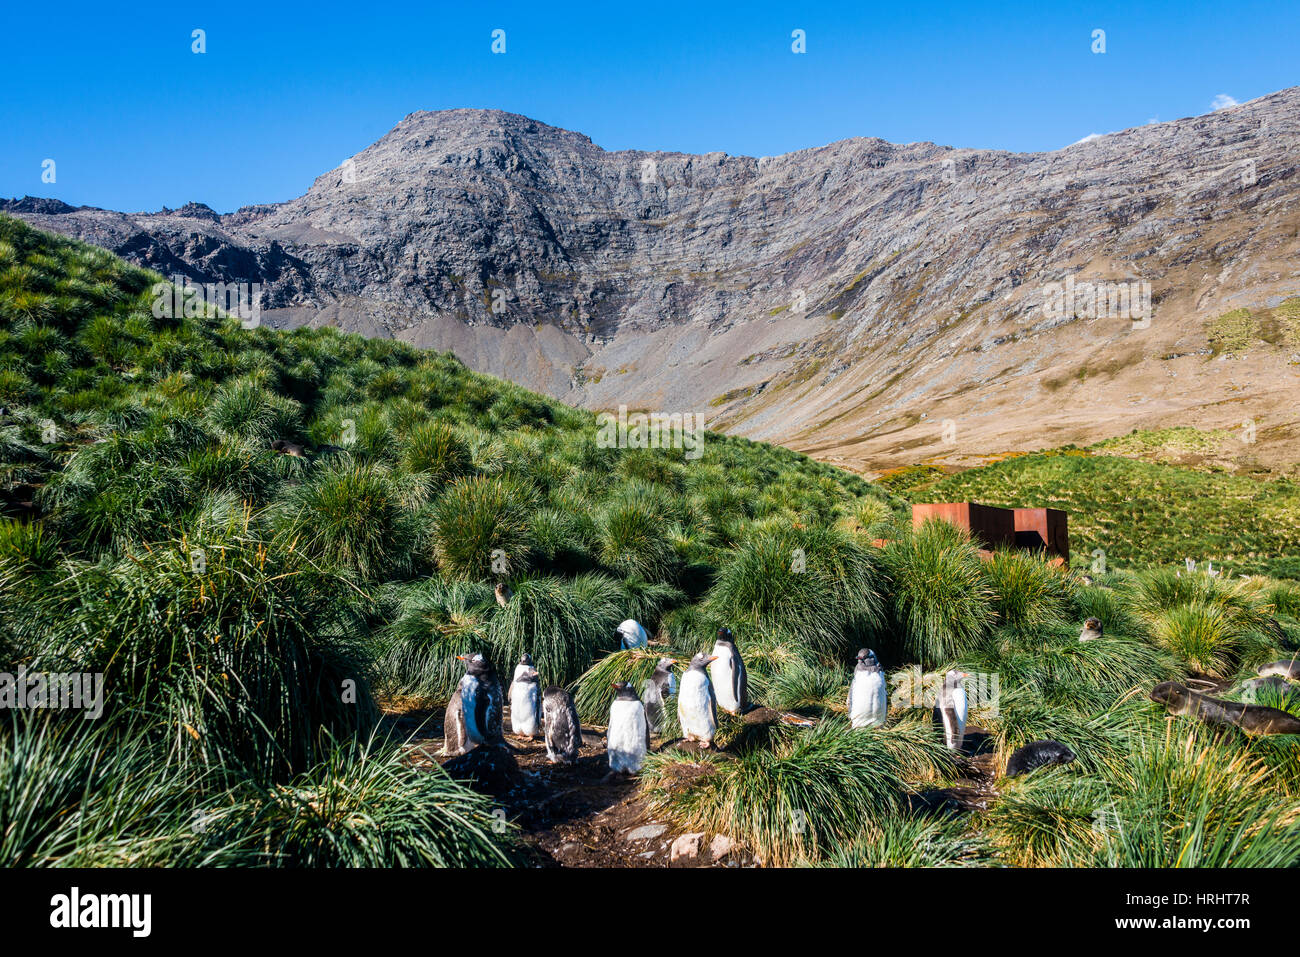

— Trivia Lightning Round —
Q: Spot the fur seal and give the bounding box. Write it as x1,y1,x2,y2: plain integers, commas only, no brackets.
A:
1005,739,1076,777
269,438,307,457
1150,681,1300,735
1258,659,1300,681
1079,617,1103,641
494,581,513,607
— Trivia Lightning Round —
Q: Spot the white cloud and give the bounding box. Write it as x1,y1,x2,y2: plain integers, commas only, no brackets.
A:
1211,93,1239,111
1071,132,1106,145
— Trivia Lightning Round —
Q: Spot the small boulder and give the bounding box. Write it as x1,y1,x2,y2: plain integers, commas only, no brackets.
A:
670,831,706,863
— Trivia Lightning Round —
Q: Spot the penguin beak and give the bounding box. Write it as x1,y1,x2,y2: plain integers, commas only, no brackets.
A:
456,655,468,661
706,656,718,664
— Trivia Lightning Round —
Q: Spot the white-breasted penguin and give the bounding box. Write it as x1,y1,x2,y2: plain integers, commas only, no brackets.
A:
607,681,651,774
617,619,649,650
1079,617,1103,641
678,652,719,747
641,656,677,733
443,652,504,755
508,653,542,739
933,670,970,751
847,648,888,729
542,686,583,764
709,627,748,715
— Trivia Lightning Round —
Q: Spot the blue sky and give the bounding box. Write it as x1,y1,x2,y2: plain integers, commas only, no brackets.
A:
2,0,1294,213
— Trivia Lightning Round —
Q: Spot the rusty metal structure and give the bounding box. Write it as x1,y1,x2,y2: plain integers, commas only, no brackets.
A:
911,502,1069,565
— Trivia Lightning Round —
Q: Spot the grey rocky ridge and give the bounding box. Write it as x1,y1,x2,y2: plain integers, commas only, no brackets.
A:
8,87,1300,473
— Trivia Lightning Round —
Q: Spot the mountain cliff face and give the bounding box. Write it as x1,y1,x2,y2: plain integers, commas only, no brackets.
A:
9,88,1300,473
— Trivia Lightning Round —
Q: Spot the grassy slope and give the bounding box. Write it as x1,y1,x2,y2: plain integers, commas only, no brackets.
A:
883,450,1300,579
3,214,1298,869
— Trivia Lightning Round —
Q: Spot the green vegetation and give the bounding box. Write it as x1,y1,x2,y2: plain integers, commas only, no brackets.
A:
897,450,1300,579
3,214,1298,869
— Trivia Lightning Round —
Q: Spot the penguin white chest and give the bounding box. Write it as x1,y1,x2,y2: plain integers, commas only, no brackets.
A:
942,687,968,749
460,675,483,744
709,644,744,713
510,681,540,736
607,699,648,772
678,671,715,740
849,670,887,728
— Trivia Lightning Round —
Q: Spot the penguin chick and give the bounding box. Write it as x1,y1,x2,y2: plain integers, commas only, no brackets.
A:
933,670,970,751
617,619,649,650
847,648,887,729
709,627,748,715
1079,617,1103,641
678,652,719,747
508,653,542,739
607,681,650,774
542,686,582,764
641,656,677,733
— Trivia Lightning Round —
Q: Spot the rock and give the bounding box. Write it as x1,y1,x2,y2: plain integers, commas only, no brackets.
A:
12,91,1300,474
625,824,667,842
709,834,735,860
441,744,522,796
669,832,706,863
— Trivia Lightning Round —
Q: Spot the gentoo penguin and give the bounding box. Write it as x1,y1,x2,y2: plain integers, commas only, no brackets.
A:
542,686,583,764
847,648,888,729
1079,617,1103,641
678,652,718,747
495,581,513,607
933,670,970,751
1150,681,1300,735
607,681,651,774
641,656,677,733
269,438,306,457
709,627,748,715
1258,659,1300,681
617,619,649,650
508,653,542,739
443,652,504,755
1005,740,1076,777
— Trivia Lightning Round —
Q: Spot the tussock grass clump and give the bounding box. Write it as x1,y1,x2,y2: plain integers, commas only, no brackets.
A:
276,462,415,581
20,539,376,780
206,734,519,867
488,573,624,687
812,811,989,868
0,714,214,867
642,721,953,866
984,548,1072,633
402,421,471,485
375,578,495,703
595,496,678,582
431,474,535,579
706,523,884,658
882,520,995,666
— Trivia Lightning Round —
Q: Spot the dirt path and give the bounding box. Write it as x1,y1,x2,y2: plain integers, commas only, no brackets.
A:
386,705,999,867
385,704,745,867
